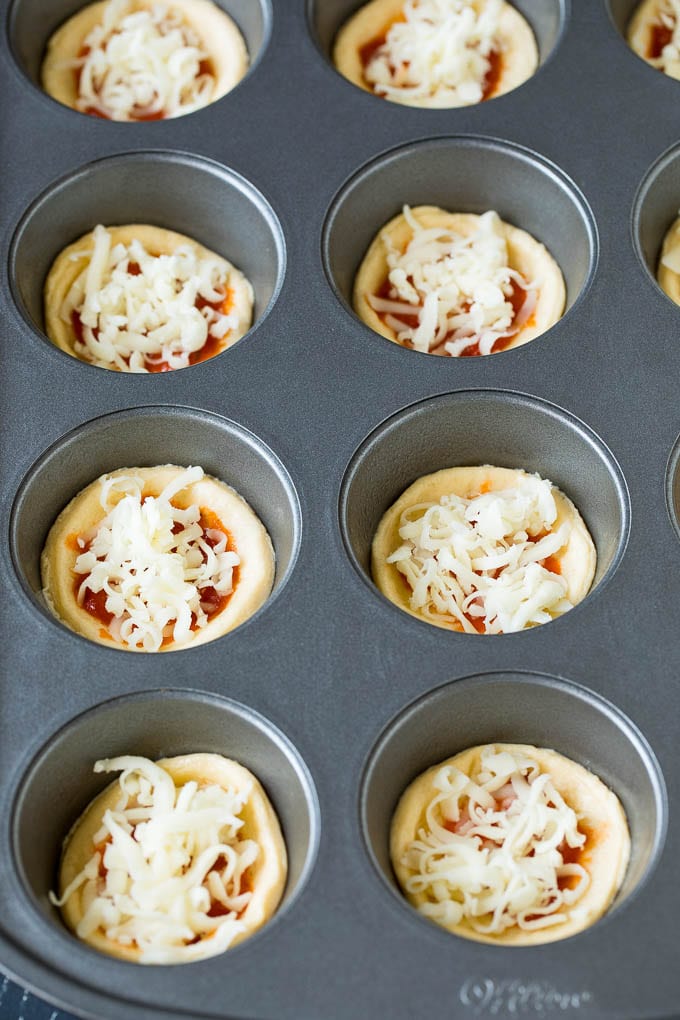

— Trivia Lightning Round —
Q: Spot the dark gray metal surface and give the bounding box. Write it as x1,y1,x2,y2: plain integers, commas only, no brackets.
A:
1,0,679,1017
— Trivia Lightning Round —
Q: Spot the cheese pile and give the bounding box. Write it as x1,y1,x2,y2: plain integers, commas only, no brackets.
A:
400,747,589,934
368,207,535,356
61,225,242,372
387,472,572,632
648,0,680,76
363,0,503,106
74,0,214,120
74,466,239,650
50,756,258,963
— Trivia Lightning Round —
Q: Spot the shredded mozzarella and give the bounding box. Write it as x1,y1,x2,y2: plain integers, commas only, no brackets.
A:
73,0,215,120
401,747,589,935
61,225,246,372
368,207,535,356
74,466,239,651
50,756,258,963
646,0,680,76
387,472,572,633
363,0,503,107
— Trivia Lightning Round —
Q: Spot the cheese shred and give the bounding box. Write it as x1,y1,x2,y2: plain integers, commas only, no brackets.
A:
368,206,535,356
74,466,239,651
73,0,215,120
363,0,504,107
387,472,572,633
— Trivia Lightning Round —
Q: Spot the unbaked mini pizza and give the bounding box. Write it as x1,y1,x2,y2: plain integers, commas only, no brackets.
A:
41,0,247,120
333,0,538,108
50,753,287,962
372,466,595,633
627,0,680,79
353,206,565,356
41,465,274,651
390,743,630,944
44,224,253,372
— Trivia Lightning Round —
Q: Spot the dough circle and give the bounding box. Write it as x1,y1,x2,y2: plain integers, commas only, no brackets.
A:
333,0,538,107
627,0,680,79
56,752,287,962
353,206,566,354
390,742,631,945
41,465,275,651
41,0,248,116
43,224,253,369
657,215,680,303
371,465,596,631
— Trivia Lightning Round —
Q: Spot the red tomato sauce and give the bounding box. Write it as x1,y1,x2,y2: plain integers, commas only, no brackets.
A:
649,21,673,59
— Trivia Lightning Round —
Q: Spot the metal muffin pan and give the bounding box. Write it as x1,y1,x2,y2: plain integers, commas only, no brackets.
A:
1,0,680,1017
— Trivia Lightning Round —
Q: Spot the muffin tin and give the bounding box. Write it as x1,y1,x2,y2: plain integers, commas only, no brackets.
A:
0,0,679,1017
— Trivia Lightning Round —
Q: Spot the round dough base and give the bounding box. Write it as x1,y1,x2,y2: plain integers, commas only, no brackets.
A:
333,0,538,107
371,466,596,631
353,207,566,354
390,742,631,945
41,0,248,115
41,465,275,651
657,215,680,302
57,753,287,962
43,224,253,369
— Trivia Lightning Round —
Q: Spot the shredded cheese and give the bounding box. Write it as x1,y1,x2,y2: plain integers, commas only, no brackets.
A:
400,747,589,935
61,225,247,372
74,466,239,650
73,0,215,120
387,471,572,633
368,207,535,356
646,0,680,76
50,756,258,963
363,0,504,106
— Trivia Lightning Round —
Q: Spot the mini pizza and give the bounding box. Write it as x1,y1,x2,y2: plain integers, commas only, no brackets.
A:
390,743,630,945
44,224,253,372
353,206,565,356
333,0,538,108
656,214,680,302
372,466,596,633
41,0,248,120
41,465,274,651
50,753,287,963
627,0,680,79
